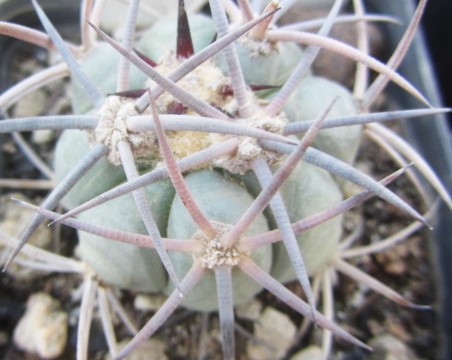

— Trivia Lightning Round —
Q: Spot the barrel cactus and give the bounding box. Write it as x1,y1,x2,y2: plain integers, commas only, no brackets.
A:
0,0,450,359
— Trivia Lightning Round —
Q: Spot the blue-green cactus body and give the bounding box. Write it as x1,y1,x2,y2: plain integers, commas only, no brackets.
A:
54,130,126,209
70,43,148,115
71,14,215,115
242,162,343,283
55,129,173,292
214,38,304,96
283,76,361,164
166,169,271,311
77,179,174,292
271,162,343,282
137,13,216,61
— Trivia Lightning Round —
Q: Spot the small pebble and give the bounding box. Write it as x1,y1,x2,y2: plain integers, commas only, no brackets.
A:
235,299,262,321
247,307,297,360
134,293,166,312
0,331,9,347
12,90,47,117
106,338,168,360
32,129,55,145
368,334,418,360
13,292,68,359
290,345,323,360
100,0,167,33
0,193,53,281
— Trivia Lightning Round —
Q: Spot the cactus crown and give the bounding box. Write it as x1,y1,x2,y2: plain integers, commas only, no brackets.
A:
0,0,450,359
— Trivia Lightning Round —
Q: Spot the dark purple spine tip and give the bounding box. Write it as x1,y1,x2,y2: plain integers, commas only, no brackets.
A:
176,0,195,58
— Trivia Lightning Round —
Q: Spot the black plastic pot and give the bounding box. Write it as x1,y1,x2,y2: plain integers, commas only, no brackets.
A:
0,1,81,197
422,0,452,127
365,1,452,359
0,0,81,91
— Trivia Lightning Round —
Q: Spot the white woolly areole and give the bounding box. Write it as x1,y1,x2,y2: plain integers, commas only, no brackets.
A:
145,54,235,164
214,107,288,174
94,96,156,165
149,54,238,116
238,34,279,57
93,55,288,172
193,221,246,269
150,53,289,174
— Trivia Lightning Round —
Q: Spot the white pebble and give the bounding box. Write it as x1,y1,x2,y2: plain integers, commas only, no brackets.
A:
235,299,262,321
12,90,46,117
107,338,168,360
0,193,52,281
369,334,419,360
13,292,68,359
290,345,324,360
134,293,166,312
247,307,297,360
32,129,55,145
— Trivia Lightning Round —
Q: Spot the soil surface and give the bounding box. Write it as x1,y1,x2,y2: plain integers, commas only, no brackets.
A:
0,125,440,360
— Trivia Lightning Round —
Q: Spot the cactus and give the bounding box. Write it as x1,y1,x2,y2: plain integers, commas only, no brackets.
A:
0,0,450,359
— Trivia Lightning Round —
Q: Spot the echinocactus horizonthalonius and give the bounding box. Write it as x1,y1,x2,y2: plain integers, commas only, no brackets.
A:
0,0,450,359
